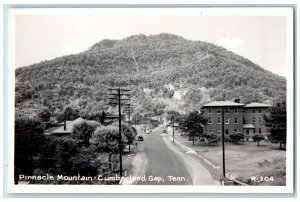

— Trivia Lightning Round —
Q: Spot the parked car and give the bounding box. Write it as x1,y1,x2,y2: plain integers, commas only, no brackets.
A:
163,129,167,133
137,135,144,141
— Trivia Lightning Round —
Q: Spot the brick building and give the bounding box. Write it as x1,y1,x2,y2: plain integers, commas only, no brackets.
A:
243,102,272,140
202,101,245,137
201,101,271,141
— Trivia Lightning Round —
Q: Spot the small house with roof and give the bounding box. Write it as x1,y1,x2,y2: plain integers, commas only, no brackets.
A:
51,117,84,136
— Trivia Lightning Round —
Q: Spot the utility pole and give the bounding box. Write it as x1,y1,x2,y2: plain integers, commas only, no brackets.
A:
172,116,175,143
123,104,135,124
123,104,135,152
108,87,130,178
222,108,226,177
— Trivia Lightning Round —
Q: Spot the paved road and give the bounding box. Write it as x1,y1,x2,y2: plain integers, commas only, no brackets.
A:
137,126,192,185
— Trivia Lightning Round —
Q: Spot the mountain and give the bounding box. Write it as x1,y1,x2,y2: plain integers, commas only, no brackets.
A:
15,33,286,117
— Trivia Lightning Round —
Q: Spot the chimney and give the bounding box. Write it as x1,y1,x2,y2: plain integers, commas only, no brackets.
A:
234,98,240,103
64,120,66,131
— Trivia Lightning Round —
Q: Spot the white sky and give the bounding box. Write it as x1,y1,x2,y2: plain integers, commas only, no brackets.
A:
14,8,290,77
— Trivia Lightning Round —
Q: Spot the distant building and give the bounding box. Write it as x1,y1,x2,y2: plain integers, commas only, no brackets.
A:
202,101,271,141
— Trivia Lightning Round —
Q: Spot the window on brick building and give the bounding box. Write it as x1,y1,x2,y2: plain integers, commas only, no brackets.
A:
225,117,229,124
234,107,238,114
252,117,256,123
259,117,262,123
234,117,238,124
225,129,229,135
208,117,212,124
217,117,221,124
217,107,221,114
225,107,230,114
253,109,256,113
208,107,212,114
259,109,262,113
217,130,221,135
259,128,262,134
254,128,256,133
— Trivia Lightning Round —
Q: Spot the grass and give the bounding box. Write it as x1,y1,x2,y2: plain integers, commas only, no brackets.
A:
175,134,286,186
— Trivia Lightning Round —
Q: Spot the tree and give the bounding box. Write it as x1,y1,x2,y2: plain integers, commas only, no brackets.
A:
263,100,286,149
34,136,57,174
89,125,121,153
166,110,181,122
153,101,166,116
89,125,124,172
182,110,207,146
38,109,51,122
166,89,175,98
229,131,244,144
252,134,265,147
112,122,136,152
72,120,101,147
183,88,204,111
63,106,79,121
15,117,45,182
70,146,99,177
53,137,79,175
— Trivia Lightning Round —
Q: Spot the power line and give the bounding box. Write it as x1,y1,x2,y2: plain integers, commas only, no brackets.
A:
107,87,131,178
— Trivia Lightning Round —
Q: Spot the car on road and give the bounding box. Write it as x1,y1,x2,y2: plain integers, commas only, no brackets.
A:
137,135,144,141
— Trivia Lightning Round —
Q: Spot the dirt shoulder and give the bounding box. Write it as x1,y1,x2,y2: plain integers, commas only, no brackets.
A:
161,133,220,185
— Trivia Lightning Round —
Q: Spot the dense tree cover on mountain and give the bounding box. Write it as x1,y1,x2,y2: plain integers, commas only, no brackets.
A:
15,33,286,117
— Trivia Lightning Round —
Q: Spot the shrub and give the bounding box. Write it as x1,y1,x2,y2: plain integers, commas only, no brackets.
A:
229,132,244,144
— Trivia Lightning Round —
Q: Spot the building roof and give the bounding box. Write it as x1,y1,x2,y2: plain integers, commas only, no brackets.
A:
244,102,272,108
243,124,255,129
52,117,84,134
202,101,245,107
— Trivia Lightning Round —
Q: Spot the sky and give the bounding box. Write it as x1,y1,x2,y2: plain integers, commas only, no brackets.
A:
14,8,289,77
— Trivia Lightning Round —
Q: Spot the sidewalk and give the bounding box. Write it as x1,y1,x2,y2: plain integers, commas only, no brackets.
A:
162,134,220,185
120,124,160,185
165,128,230,181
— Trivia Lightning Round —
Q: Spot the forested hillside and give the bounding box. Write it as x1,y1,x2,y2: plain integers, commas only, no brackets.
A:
15,33,286,118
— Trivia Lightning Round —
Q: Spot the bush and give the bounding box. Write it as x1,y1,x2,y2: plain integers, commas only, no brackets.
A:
202,132,220,144
72,120,101,147
229,132,244,144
